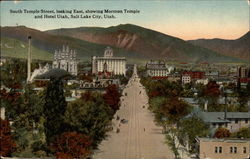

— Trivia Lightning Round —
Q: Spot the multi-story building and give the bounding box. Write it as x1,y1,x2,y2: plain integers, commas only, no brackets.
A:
238,66,250,84
92,47,126,75
197,111,250,133
182,75,191,84
146,60,172,77
198,138,250,159
182,71,205,80
205,71,219,80
238,66,250,78
52,45,77,75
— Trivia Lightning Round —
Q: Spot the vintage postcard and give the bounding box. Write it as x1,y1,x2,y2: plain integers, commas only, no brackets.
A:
0,0,250,159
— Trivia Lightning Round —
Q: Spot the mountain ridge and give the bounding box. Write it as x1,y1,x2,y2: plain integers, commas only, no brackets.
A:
1,24,245,63
46,24,242,62
188,31,250,60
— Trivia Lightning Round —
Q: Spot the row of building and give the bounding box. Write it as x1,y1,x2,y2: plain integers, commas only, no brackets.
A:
52,46,126,76
51,45,250,87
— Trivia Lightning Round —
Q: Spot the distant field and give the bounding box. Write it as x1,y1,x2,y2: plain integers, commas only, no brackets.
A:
0,37,53,61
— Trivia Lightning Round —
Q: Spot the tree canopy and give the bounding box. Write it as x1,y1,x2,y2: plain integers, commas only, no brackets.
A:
103,84,121,111
65,93,113,148
214,127,231,138
51,132,92,159
161,97,191,124
0,119,16,157
44,78,67,145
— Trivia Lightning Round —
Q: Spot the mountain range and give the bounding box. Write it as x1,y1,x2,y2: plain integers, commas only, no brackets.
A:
188,31,250,60
1,24,248,63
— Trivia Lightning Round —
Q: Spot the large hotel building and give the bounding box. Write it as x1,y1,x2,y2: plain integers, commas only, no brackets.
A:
92,47,126,75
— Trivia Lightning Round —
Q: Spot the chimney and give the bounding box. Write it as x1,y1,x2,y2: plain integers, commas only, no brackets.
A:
27,36,31,82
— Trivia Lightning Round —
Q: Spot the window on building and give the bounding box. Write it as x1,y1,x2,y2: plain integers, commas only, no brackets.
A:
245,119,248,124
219,147,222,153
235,119,238,123
215,147,218,153
234,147,237,153
243,147,246,153
230,147,233,153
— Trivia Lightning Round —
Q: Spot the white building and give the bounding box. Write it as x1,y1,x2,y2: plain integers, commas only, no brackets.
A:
92,47,126,75
196,78,209,85
146,60,172,77
182,75,191,84
52,45,77,75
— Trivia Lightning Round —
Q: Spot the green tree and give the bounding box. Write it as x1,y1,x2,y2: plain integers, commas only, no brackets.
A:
13,84,44,129
161,97,191,124
0,59,26,90
160,97,191,158
65,96,112,148
199,81,221,110
44,78,67,145
179,115,210,153
231,127,250,139
237,83,250,112
149,97,167,130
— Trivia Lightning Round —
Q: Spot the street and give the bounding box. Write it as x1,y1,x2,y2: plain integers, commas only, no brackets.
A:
93,65,174,159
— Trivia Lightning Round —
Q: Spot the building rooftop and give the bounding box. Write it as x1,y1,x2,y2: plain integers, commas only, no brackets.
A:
146,60,171,70
36,68,71,79
198,137,250,143
94,56,126,60
197,112,250,123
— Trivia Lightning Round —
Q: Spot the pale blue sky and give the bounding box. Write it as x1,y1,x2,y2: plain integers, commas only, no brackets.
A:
1,0,249,40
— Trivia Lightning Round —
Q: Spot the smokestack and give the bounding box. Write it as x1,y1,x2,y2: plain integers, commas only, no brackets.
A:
27,36,31,82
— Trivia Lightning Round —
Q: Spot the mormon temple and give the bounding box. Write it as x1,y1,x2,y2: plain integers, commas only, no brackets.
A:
52,45,77,75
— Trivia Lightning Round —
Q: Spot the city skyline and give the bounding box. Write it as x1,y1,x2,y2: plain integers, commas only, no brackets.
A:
1,0,249,40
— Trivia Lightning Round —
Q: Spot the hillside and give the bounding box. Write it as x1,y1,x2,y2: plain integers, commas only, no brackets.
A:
1,37,52,61
1,25,243,63
46,24,241,63
1,26,138,61
188,31,250,60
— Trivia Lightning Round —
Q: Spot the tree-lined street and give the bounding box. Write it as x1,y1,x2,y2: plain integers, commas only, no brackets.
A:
93,65,174,159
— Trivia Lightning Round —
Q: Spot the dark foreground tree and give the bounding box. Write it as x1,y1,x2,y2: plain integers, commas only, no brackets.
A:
44,78,67,145
51,132,92,159
0,119,16,157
